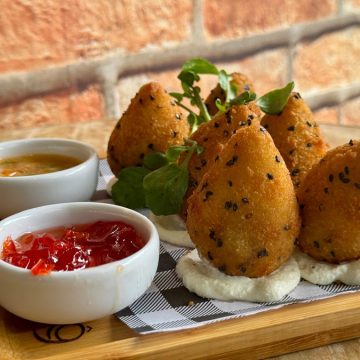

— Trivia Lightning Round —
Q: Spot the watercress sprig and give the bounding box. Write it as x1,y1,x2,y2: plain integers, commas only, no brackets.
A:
111,140,202,215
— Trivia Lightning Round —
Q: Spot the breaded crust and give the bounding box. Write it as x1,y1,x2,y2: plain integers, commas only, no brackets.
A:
205,72,255,116
297,140,360,263
107,82,190,175
186,124,300,278
181,102,261,219
261,92,328,190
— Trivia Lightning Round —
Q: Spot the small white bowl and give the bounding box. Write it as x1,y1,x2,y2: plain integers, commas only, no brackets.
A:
0,202,159,324
0,138,99,219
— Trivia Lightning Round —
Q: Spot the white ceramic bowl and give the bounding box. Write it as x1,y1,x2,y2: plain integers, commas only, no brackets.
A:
0,202,159,324
0,138,99,219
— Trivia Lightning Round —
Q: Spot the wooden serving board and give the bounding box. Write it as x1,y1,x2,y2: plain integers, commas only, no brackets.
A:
2,291,360,359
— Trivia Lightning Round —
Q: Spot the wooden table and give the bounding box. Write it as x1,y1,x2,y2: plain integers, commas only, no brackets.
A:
0,120,360,360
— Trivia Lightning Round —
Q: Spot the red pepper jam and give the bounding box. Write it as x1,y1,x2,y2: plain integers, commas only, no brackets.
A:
1,221,145,275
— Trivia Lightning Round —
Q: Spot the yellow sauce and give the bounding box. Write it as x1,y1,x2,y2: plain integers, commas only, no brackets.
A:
0,154,82,177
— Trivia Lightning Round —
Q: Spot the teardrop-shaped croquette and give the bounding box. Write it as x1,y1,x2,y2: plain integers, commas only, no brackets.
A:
186,124,301,278
205,72,255,116
181,102,261,219
261,92,328,190
297,140,360,263
107,82,190,175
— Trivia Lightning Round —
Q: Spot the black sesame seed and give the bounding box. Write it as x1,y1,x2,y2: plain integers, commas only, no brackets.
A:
242,197,249,204
291,168,300,177
201,159,207,167
330,250,336,257
147,143,154,150
201,182,208,191
318,203,324,211
306,121,312,127
209,229,216,240
224,201,232,210
116,122,121,129
263,124,269,129
257,249,268,258
232,203,238,211
216,240,223,247
283,224,290,231
203,137,208,142
175,113,181,120
306,143,312,148
172,130,178,138
240,121,247,126
203,191,214,201
260,127,267,133
195,166,201,170
226,156,238,166
313,241,320,249
248,114,254,121
293,92,302,99
139,98,143,104
223,130,229,137
226,111,232,124
300,203,305,210
267,173,274,180
139,153,144,159
150,95,155,100
207,252,214,260
338,172,350,183
275,155,281,163
349,139,354,146
218,265,226,273
287,125,295,131
228,180,233,187
324,187,329,194
214,122,220,128
344,166,350,175
215,155,220,162
328,174,334,182
170,100,176,106
239,265,247,273
289,149,295,155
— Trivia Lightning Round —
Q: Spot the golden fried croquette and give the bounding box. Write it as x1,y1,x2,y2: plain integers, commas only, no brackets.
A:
297,140,360,263
205,72,255,116
186,124,300,278
181,102,261,219
261,92,328,190
107,82,190,175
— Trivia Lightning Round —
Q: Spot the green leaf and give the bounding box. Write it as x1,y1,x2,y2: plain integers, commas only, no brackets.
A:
111,167,150,209
165,145,190,163
143,152,168,170
143,163,189,216
229,91,257,106
181,58,219,75
218,70,231,94
256,81,295,115
215,98,227,112
169,92,184,102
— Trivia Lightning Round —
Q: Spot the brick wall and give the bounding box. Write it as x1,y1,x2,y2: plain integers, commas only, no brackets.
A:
0,0,359,130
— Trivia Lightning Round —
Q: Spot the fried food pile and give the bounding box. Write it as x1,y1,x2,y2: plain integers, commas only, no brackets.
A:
108,66,358,281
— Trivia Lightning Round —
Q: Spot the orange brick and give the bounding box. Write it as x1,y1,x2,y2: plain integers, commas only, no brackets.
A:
0,0,193,73
313,106,339,125
0,85,105,130
204,0,336,39
341,96,360,126
293,27,360,92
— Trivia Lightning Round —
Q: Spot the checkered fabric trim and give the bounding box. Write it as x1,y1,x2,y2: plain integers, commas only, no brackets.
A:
95,159,360,334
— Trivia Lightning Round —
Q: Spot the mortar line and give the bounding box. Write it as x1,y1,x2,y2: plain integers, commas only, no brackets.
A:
0,13,358,109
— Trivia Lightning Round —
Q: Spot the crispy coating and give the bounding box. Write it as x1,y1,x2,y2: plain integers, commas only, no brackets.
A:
297,140,360,263
181,102,261,219
261,92,328,191
205,72,255,116
186,124,300,278
107,82,190,175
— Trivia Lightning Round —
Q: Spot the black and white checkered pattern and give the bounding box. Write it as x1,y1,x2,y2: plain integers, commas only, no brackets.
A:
95,159,360,334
